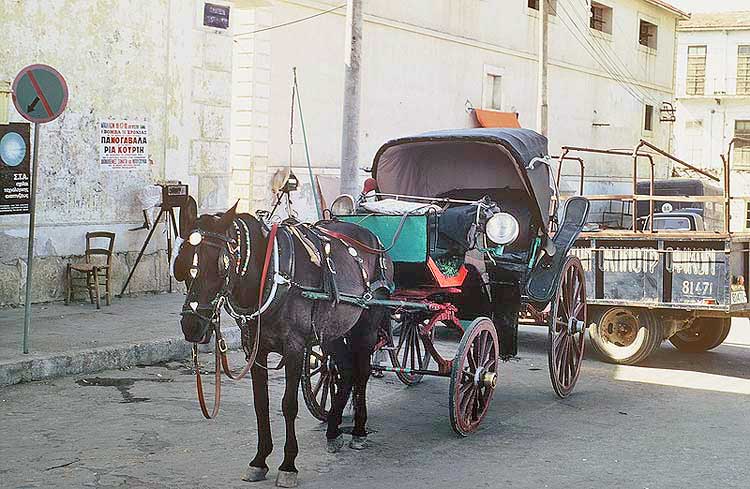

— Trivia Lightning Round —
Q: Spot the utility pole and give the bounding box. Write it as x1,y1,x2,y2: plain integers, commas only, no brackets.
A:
340,0,363,196
537,0,549,136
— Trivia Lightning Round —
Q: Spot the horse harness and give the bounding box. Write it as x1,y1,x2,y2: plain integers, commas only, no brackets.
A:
183,216,392,419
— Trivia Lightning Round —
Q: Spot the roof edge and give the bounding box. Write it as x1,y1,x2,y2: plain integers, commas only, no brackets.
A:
643,0,690,20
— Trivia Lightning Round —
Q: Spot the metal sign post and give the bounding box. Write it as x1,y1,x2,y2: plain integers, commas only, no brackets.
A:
11,64,68,354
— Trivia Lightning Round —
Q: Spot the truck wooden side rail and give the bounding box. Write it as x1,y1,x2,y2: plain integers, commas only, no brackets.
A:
558,140,750,364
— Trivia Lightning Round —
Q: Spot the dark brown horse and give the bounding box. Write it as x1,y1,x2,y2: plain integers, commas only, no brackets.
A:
173,203,393,487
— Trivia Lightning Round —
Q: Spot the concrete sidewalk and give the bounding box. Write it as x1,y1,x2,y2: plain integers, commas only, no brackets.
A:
0,293,240,387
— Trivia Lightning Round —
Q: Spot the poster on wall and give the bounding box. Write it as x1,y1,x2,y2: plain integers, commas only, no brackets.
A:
0,122,31,215
99,120,148,170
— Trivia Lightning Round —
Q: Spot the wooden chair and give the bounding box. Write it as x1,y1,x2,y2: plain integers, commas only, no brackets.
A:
65,232,115,309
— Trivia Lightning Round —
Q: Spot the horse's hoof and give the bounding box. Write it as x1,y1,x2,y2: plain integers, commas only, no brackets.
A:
326,434,344,453
276,470,298,488
349,435,367,450
242,466,269,482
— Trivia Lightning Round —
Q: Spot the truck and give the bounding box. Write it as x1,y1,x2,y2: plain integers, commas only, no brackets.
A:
557,139,750,364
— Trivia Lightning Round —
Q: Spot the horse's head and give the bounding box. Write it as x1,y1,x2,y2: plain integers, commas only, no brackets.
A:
174,202,241,344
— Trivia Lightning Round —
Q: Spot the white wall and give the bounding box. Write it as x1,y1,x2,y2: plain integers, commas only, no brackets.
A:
0,0,241,304
674,27,750,232
237,0,682,219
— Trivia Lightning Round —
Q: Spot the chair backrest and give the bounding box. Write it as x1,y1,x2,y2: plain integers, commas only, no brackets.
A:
85,231,116,267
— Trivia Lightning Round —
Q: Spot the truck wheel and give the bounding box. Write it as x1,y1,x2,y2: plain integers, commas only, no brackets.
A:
588,307,662,365
668,318,731,352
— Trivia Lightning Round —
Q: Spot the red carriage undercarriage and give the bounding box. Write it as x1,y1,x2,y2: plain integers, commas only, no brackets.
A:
302,128,590,436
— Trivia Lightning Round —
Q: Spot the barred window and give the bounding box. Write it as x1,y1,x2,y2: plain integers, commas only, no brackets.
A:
746,201,750,230
590,2,613,34
737,45,750,95
639,20,657,49
686,45,707,96
735,120,750,170
528,0,557,14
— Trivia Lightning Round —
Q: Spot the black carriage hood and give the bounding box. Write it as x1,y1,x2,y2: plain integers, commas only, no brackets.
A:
371,128,554,232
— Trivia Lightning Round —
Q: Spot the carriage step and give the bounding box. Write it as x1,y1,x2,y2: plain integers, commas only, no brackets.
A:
526,196,589,304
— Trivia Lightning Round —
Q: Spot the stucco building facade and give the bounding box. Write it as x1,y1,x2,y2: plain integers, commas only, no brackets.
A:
0,0,686,305
674,11,750,232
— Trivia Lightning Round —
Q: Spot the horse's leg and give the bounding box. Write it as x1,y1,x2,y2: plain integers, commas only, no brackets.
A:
277,350,304,488
349,310,382,450
325,337,354,453
243,352,272,483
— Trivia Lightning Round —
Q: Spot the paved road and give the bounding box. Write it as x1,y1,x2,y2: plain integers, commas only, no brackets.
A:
2,321,750,489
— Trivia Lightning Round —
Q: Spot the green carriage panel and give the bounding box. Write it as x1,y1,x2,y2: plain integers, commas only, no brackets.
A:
338,215,428,263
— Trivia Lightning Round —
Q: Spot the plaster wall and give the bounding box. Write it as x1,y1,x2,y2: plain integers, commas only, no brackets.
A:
237,0,682,223
0,0,238,305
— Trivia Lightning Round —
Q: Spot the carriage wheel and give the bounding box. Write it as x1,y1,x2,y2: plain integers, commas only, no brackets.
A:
301,343,337,422
548,256,587,398
388,316,433,386
449,317,499,437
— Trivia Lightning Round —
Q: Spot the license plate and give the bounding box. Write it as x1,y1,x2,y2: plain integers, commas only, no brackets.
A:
731,285,748,304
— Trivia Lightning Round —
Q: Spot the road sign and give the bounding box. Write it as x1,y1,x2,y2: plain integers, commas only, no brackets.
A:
0,123,31,215
11,64,68,124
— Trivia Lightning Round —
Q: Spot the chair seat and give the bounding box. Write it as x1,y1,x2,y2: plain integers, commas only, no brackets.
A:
70,263,109,272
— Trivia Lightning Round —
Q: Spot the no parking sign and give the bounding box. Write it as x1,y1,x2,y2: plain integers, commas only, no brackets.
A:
9,63,68,354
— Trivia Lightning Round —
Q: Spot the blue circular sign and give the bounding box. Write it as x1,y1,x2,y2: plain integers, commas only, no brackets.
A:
0,132,27,167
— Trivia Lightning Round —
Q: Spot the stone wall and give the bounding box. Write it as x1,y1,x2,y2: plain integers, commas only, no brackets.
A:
0,0,240,306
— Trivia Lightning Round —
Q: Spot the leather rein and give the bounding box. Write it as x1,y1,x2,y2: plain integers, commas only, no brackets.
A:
190,223,279,419
190,222,385,419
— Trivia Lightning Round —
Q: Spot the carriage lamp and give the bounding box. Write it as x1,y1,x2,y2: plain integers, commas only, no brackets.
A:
188,231,203,246
486,212,520,245
331,194,356,215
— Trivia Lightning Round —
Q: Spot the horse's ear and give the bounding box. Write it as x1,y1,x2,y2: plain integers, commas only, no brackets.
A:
179,196,198,239
217,200,239,231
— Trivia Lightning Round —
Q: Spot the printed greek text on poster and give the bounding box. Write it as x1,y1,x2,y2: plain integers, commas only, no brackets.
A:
0,123,31,215
99,120,148,170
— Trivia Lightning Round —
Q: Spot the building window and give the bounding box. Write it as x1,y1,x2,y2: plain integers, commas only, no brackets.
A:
735,120,750,169
590,2,613,34
528,0,557,14
685,120,704,163
746,202,750,229
483,73,503,111
639,20,657,49
737,45,750,96
686,45,707,96
644,105,654,132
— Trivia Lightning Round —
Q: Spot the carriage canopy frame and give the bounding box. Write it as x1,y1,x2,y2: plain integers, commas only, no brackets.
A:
371,128,555,233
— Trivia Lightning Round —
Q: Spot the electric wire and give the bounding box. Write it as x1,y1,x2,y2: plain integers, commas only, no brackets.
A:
555,0,653,106
234,3,346,38
556,0,651,104
572,0,662,104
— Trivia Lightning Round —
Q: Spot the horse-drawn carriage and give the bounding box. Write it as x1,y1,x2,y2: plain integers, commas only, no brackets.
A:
302,128,591,435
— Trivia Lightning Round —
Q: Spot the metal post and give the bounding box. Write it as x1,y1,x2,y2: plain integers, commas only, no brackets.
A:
340,0,363,196
22,122,41,354
537,0,549,136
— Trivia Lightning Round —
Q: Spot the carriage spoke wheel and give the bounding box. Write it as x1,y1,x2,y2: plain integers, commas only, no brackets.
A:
302,344,338,422
548,257,587,398
389,317,433,386
449,317,499,437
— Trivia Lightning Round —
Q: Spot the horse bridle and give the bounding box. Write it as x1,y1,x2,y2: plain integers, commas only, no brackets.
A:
180,221,281,419
180,228,240,326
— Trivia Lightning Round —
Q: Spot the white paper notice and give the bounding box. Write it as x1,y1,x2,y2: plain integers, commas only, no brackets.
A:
99,120,148,170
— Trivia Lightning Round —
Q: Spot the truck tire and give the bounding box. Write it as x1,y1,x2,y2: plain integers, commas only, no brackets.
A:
668,318,731,353
588,307,662,365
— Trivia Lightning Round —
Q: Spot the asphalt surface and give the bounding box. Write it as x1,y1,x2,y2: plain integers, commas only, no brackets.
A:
2,321,750,489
